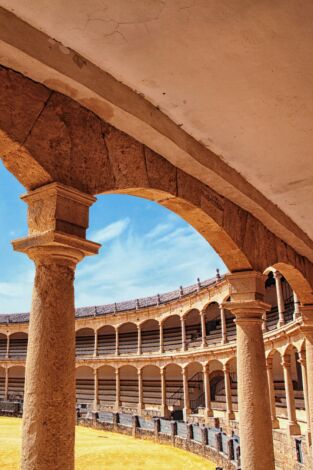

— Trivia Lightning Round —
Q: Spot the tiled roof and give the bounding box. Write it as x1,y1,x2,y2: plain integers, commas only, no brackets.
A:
0,275,224,324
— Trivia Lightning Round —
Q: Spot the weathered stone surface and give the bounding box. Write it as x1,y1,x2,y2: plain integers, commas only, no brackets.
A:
0,65,313,301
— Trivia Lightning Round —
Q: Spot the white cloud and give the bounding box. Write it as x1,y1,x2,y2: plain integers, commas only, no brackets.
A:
89,218,130,244
75,217,225,307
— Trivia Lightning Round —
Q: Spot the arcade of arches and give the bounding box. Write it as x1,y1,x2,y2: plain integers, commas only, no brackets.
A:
0,66,313,470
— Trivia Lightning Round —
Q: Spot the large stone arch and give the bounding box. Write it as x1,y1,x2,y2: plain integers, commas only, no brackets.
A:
1,65,313,286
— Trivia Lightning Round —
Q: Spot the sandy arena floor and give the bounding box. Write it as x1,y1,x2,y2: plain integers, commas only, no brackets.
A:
0,417,215,469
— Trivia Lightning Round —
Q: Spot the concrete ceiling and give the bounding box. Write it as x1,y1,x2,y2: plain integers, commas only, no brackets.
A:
0,1,313,255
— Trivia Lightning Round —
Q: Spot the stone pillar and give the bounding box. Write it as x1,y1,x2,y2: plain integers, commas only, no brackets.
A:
281,355,301,435
137,368,143,415
181,316,186,351
93,330,98,357
298,350,311,442
160,367,169,418
4,367,8,400
182,367,191,421
226,271,275,470
203,363,213,419
115,368,120,411
159,322,164,354
5,335,10,359
293,292,300,320
220,305,227,344
137,325,142,355
266,357,279,428
223,363,234,421
93,368,99,411
115,328,119,356
300,306,313,460
274,271,285,327
12,183,99,470
200,311,207,348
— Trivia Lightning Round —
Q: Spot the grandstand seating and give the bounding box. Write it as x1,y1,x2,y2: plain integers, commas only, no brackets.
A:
9,337,27,358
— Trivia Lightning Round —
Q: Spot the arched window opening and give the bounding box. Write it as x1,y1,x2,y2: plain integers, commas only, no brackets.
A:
8,366,25,402
165,364,183,420
9,333,28,359
0,334,6,358
76,366,94,413
120,366,138,412
264,271,295,330
75,329,94,357
0,367,5,400
163,315,181,352
184,310,201,350
141,320,160,354
98,326,116,356
118,323,138,355
142,365,161,414
186,362,204,414
98,366,115,407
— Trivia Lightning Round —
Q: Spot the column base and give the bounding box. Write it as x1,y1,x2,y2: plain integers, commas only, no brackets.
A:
92,401,99,412
137,405,143,416
160,405,170,419
277,320,285,328
287,422,301,436
203,408,213,423
201,341,207,349
225,410,235,421
183,407,191,422
114,402,120,413
272,418,280,429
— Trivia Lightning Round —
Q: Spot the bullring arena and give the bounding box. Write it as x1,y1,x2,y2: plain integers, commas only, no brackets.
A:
0,2,313,470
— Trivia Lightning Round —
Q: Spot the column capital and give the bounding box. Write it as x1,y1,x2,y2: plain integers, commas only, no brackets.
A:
298,351,306,365
226,270,266,302
202,363,209,373
12,182,100,266
300,305,313,334
227,300,271,322
266,357,273,369
281,355,292,369
273,270,282,281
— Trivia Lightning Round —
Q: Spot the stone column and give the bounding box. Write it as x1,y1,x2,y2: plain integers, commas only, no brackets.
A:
137,368,143,415
281,355,301,435
115,368,120,411
274,271,285,327
301,306,313,460
203,363,213,419
298,351,311,442
182,367,191,421
160,367,169,418
12,183,100,470
4,367,8,400
93,368,99,411
223,363,234,421
159,322,164,354
137,325,142,355
266,357,279,428
115,328,119,356
181,317,186,352
5,335,10,359
293,292,300,320
226,271,275,470
220,305,227,344
200,311,207,348
93,330,98,357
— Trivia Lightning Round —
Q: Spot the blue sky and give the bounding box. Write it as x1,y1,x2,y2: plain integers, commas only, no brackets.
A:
0,162,225,314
